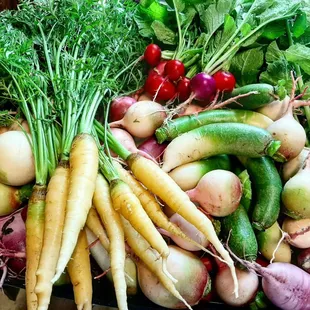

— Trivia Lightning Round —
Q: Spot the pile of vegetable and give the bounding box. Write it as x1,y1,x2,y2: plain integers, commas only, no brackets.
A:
0,0,310,309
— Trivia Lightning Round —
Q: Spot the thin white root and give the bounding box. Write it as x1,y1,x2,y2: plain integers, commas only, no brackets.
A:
162,258,178,284
270,229,290,264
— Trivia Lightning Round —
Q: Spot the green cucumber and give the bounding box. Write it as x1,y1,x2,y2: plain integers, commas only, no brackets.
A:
155,109,273,143
221,205,258,261
224,84,280,110
241,157,282,231
161,123,284,173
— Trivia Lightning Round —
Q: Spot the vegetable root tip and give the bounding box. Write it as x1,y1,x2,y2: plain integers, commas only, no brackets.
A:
162,258,178,284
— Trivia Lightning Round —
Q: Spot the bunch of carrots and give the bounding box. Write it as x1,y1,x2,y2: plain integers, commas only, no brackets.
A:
0,1,239,310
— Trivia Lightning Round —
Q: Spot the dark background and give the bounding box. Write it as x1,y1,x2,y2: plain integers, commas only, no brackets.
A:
0,0,18,11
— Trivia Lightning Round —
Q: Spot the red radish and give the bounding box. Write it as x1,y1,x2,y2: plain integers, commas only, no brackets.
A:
109,96,137,122
0,207,27,287
256,256,269,268
152,60,167,76
190,73,216,102
282,218,310,249
137,137,168,162
144,44,161,67
177,78,192,102
164,60,185,81
212,71,236,92
200,256,216,274
161,213,209,252
137,245,210,309
109,101,167,138
176,104,203,117
266,98,307,161
297,248,310,274
144,72,177,101
229,251,310,310
110,128,156,162
186,170,242,217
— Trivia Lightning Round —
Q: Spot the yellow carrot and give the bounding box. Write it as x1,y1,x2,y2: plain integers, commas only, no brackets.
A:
67,229,92,310
114,161,212,253
110,178,175,283
120,216,192,310
35,162,70,310
93,174,128,310
26,185,46,310
53,133,98,282
127,153,239,298
86,207,110,251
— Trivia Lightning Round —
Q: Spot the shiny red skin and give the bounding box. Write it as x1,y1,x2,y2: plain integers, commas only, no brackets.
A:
177,77,191,101
164,60,185,81
144,44,161,67
213,71,236,91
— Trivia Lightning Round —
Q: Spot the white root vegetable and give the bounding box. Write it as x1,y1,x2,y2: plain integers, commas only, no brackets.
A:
282,218,310,249
282,154,310,219
0,131,35,186
109,101,167,138
282,148,310,182
186,170,242,217
138,246,210,309
215,266,259,307
256,95,290,121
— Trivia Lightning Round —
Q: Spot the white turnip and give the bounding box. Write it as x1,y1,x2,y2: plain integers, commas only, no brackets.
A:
109,101,167,138
256,95,290,121
109,96,136,122
215,265,259,307
0,131,35,186
137,245,210,309
282,153,310,219
266,96,307,161
282,148,309,182
282,218,310,249
229,251,310,310
186,170,242,217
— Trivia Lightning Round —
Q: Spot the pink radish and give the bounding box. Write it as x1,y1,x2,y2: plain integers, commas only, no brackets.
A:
109,101,167,138
137,136,168,162
215,265,259,306
109,96,136,122
159,213,209,252
186,170,242,217
282,218,310,249
137,245,210,309
229,250,310,310
110,128,156,162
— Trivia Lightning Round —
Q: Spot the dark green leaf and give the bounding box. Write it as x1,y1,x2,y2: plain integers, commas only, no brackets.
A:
151,20,176,45
134,14,154,38
293,12,308,38
265,41,284,62
261,21,286,40
295,26,310,46
285,43,310,74
229,47,264,85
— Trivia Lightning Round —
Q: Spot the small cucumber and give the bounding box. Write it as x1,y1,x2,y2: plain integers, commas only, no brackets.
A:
221,205,258,261
257,222,291,263
224,84,279,110
241,157,282,231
